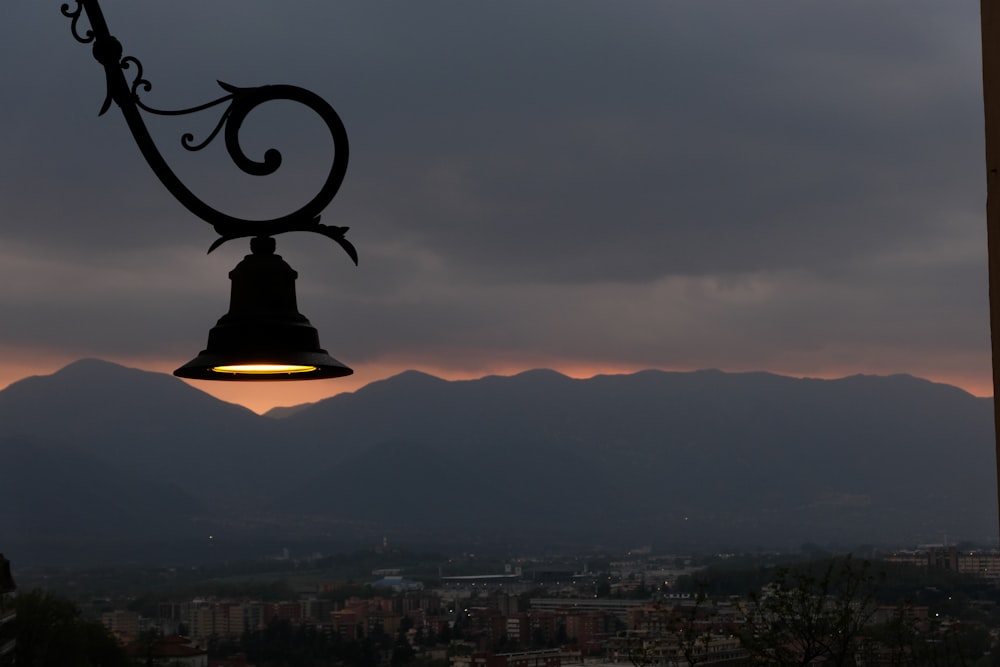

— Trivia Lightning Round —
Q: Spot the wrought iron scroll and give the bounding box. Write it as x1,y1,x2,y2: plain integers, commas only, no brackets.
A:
61,0,356,263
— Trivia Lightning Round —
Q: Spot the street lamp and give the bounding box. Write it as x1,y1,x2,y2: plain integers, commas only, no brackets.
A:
62,0,355,380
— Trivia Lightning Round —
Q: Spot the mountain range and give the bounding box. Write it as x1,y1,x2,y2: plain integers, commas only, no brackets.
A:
0,359,995,564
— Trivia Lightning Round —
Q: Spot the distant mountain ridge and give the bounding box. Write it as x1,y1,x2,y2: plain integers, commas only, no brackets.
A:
0,360,994,564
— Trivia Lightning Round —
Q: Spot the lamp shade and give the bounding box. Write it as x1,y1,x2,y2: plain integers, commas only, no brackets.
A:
174,237,353,381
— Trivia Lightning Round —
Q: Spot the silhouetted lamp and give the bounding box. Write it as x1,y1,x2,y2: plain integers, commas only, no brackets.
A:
63,0,356,380
174,237,352,380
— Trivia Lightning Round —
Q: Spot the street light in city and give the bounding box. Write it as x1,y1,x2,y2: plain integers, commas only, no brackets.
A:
62,0,356,380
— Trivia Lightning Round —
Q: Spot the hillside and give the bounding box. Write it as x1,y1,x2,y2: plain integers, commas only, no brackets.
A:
0,361,993,563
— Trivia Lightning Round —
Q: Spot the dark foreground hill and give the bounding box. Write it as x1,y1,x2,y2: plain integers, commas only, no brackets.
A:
0,360,994,563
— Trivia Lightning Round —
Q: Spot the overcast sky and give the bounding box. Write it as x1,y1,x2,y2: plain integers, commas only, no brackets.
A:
0,1,989,412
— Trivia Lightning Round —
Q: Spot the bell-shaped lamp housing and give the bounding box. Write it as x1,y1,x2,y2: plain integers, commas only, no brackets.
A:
174,237,353,381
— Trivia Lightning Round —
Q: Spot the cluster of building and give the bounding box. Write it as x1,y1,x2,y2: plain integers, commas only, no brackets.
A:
885,546,1000,581
97,588,756,666
103,592,455,645
90,555,981,667
11,548,999,667
103,592,625,647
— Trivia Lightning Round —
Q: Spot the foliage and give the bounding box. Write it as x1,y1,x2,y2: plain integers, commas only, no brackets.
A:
741,556,885,665
12,589,127,667
235,616,453,667
739,556,996,666
319,583,376,602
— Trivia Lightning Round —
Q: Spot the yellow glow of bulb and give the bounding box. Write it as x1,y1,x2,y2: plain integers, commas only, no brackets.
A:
211,364,318,375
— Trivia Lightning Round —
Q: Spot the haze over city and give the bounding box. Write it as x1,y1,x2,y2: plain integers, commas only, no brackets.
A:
0,2,988,413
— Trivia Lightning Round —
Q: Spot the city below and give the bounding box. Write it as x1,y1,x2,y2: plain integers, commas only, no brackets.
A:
4,541,1000,666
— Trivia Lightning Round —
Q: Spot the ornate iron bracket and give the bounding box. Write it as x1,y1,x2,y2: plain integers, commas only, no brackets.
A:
61,0,357,264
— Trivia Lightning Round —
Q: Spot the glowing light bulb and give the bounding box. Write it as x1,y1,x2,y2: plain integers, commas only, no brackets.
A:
211,364,318,375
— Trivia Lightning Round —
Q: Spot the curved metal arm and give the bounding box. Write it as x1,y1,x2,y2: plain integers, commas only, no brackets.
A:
61,0,357,263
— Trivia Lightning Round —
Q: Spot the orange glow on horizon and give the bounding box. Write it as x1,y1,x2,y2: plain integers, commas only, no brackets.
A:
0,348,991,415
177,360,996,415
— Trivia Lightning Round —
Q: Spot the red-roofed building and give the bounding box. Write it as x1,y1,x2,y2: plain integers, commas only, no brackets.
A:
124,635,208,667
331,609,362,639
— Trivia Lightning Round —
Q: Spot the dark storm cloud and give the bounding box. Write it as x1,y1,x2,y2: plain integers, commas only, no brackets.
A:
329,1,982,284
0,1,990,402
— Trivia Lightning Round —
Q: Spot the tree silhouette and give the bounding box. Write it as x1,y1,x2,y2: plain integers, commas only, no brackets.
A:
13,590,127,667
740,556,884,666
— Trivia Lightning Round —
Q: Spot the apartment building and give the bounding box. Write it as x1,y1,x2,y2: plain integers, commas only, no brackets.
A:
886,547,1000,582
101,609,141,643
